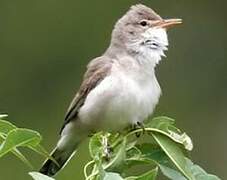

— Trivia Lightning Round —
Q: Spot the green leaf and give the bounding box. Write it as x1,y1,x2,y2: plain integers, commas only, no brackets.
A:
159,165,186,180
125,143,165,169
125,146,149,168
136,143,169,164
103,172,124,180
135,143,187,179
106,138,126,172
147,116,193,151
125,167,158,180
152,133,193,179
126,140,138,151
98,163,106,180
29,144,58,165
168,132,193,151
89,132,104,159
12,148,33,168
29,172,55,180
0,120,33,167
147,116,176,130
159,158,222,180
0,128,41,157
0,119,17,135
185,158,221,180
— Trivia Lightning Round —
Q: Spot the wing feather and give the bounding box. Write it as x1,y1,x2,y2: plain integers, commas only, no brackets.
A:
60,57,112,134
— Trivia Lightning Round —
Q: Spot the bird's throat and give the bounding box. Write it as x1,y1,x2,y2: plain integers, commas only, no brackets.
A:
135,48,165,69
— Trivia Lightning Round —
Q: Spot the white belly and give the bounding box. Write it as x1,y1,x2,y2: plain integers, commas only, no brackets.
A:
78,68,161,132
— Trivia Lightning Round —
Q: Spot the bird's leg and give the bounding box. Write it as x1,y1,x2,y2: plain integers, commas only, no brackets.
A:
132,122,145,137
137,121,146,135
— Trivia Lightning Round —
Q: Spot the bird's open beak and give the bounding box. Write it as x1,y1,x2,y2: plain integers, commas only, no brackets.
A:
151,19,182,29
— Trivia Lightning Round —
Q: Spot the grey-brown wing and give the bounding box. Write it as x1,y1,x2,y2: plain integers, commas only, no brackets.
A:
60,57,112,134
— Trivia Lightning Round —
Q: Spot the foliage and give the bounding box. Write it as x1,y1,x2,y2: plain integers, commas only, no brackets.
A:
0,114,53,168
0,114,221,180
84,116,220,180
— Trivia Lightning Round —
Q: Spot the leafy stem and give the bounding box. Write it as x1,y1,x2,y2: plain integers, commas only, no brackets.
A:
0,114,221,180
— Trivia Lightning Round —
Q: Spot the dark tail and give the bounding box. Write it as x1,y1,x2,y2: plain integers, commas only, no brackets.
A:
39,147,76,177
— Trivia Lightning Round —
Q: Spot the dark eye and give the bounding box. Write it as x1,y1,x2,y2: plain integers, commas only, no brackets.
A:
140,20,147,26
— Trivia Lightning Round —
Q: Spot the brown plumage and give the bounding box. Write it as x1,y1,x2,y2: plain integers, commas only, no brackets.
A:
62,57,113,133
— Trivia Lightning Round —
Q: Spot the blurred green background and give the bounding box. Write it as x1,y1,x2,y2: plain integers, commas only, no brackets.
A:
0,0,226,179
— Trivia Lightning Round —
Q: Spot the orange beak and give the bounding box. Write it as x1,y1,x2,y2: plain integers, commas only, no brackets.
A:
151,18,182,29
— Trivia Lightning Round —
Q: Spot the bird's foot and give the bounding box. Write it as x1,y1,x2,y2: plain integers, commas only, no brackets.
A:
132,122,145,138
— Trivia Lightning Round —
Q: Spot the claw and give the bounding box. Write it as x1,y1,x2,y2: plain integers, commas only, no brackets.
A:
132,122,145,138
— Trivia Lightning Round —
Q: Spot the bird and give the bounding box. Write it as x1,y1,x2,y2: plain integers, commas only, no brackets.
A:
39,4,182,177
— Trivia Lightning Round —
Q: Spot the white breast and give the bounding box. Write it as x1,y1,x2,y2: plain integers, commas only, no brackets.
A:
78,56,161,132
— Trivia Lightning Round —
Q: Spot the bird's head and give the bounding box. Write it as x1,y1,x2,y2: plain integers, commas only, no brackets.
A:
111,4,182,61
